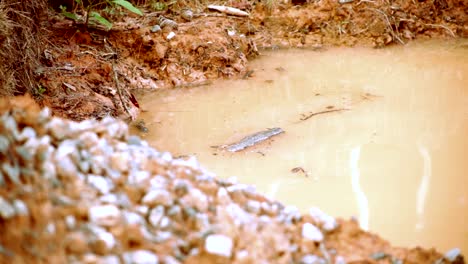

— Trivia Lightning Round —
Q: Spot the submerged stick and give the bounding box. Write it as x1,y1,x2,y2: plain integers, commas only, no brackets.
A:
214,127,284,153
298,108,350,122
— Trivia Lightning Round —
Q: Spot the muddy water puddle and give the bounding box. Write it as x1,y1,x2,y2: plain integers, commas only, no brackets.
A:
133,40,468,254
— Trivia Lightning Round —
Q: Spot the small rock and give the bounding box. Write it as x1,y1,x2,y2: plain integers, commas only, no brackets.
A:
135,205,149,216
123,211,145,225
90,229,116,255
335,256,346,264
46,223,56,234
445,248,463,263
110,152,129,172
128,170,151,187
65,215,76,230
100,255,120,264
148,205,165,228
302,223,324,242
246,200,261,214
12,199,28,216
0,197,15,219
122,250,159,264
301,254,326,264
226,203,252,226
180,188,208,211
88,175,114,194
89,204,121,227
151,25,161,33
142,188,173,206
205,234,233,258
309,207,338,231
217,187,231,204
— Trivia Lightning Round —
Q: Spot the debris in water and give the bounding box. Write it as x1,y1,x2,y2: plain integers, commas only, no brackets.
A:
214,127,284,152
291,167,309,177
298,108,350,122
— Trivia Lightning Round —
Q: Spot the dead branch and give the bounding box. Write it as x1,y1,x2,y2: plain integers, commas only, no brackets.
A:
298,108,350,122
425,23,456,38
111,62,130,117
365,7,405,45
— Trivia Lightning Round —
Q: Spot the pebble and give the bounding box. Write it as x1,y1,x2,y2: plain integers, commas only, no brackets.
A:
445,248,462,262
226,203,252,225
12,199,29,216
0,197,15,219
123,211,145,225
123,250,159,264
88,175,114,194
100,255,120,264
92,229,116,254
65,215,77,230
301,254,326,264
142,188,173,206
148,205,165,228
309,207,338,231
302,223,324,242
180,188,208,211
89,204,121,226
205,234,233,258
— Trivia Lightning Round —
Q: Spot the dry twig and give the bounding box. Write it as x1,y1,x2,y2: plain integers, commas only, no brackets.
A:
298,108,350,122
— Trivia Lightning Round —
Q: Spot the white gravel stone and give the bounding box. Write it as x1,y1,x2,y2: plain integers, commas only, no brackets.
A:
135,205,149,215
217,187,231,204
46,223,56,234
100,255,120,264
123,250,159,264
205,234,233,258
142,189,172,206
309,207,338,231
301,254,326,264
246,200,261,214
182,188,208,211
148,205,165,228
0,197,16,219
127,170,151,187
110,152,130,172
65,215,77,230
335,256,347,264
88,175,114,194
123,211,145,225
95,230,116,251
12,199,29,216
302,223,324,242
149,176,168,190
89,204,121,226
445,248,461,262
226,203,253,225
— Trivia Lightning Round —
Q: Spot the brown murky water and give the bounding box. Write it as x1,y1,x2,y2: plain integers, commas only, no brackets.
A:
133,40,468,254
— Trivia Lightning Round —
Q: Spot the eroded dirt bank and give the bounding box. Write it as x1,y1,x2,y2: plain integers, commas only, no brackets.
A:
31,0,467,120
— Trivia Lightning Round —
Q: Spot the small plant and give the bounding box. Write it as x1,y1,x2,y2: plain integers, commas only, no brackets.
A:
60,0,143,30
34,84,46,96
151,1,166,11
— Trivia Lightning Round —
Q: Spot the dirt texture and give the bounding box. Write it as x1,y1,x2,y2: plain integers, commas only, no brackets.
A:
0,0,467,263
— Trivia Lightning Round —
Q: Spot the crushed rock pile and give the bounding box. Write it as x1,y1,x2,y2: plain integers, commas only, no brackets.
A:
0,101,464,264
